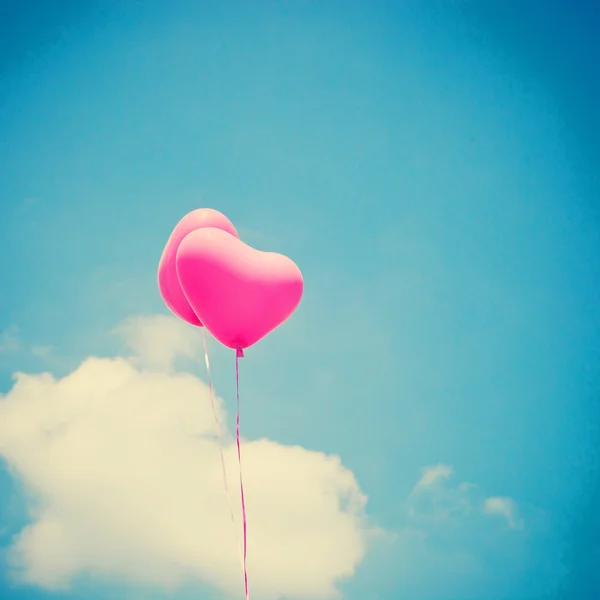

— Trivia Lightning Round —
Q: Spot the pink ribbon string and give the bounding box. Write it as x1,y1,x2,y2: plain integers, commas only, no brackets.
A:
236,345,250,600
201,329,243,572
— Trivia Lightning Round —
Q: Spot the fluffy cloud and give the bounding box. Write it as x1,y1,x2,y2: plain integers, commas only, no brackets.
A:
112,315,202,372
394,465,534,598
0,316,374,599
406,465,522,530
483,496,522,530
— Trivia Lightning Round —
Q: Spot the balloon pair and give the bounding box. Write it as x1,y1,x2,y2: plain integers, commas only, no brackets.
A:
157,208,304,352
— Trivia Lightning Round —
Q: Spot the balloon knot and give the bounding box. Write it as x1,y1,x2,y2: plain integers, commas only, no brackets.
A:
236,346,245,358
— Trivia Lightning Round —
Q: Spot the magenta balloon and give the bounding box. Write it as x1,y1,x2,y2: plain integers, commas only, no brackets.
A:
176,227,303,350
158,209,239,327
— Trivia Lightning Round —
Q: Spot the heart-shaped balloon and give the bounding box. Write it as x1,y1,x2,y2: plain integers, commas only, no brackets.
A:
158,209,238,326
176,227,303,350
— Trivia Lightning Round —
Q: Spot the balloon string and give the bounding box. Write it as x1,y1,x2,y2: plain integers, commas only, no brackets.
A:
201,329,244,573
236,345,249,600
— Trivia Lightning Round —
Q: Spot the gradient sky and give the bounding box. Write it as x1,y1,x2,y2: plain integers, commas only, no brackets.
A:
1,1,599,599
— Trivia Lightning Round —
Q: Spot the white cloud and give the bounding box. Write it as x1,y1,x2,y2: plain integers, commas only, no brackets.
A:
392,464,536,598
414,463,454,487
406,465,478,523
0,316,374,599
405,464,523,530
484,496,522,530
112,315,202,372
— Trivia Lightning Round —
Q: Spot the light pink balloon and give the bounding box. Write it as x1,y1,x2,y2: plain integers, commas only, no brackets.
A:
158,209,239,327
176,228,304,350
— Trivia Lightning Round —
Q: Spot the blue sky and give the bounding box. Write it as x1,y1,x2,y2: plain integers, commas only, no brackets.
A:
1,1,599,599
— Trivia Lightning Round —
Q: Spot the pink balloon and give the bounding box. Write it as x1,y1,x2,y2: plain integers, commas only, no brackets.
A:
158,209,239,327
176,228,304,350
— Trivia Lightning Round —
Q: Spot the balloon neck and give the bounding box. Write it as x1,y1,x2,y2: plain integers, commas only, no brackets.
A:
236,346,245,359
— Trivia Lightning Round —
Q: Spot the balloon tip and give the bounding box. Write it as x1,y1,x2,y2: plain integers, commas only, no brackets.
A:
236,346,245,358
